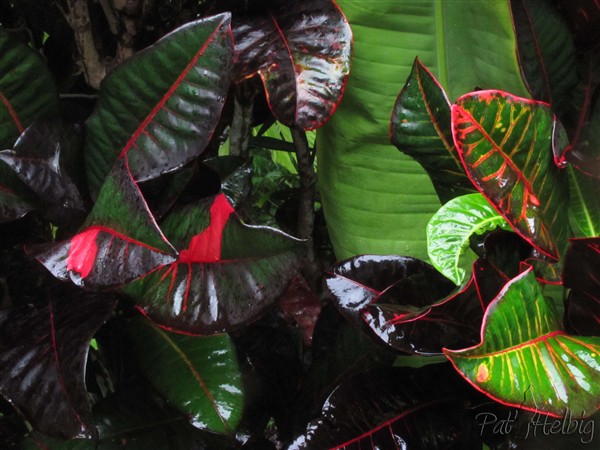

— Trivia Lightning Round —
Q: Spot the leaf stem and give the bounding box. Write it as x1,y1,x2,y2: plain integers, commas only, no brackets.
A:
229,83,256,159
292,128,319,287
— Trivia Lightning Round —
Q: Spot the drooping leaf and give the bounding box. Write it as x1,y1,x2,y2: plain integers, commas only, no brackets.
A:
452,90,570,260
318,0,529,261
326,255,454,331
390,57,474,204
233,0,352,130
289,365,483,449
427,193,512,285
444,269,600,418
563,238,600,336
0,119,84,220
34,160,177,288
510,0,578,114
0,26,59,149
124,194,304,334
85,13,234,193
325,254,495,355
363,258,509,355
0,293,116,439
128,316,244,435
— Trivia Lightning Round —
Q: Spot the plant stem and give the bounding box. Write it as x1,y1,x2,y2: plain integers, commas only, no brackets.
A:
229,84,256,159
292,128,319,288
63,0,106,89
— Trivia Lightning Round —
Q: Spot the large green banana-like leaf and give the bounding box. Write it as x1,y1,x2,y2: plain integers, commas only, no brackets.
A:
452,91,570,260
318,1,529,260
445,269,600,418
85,14,233,193
0,27,59,149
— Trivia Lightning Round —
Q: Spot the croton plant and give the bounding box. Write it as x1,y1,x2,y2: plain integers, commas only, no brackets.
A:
0,0,599,449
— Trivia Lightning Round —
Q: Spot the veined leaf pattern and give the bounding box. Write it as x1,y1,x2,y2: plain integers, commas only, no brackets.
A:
445,269,600,418
451,90,570,259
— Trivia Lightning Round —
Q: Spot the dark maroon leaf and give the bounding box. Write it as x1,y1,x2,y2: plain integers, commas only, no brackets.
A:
558,0,600,50
233,0,352,129
326,256,439,325
0,293,115,439
123,194,304,334
0,119,84,220
233,319,303,441
326,255,454,335
363,259,509,355
0,177,34,223
34,160,177,288
511,0,578,113
21,386,232,449
291,305,396,434
563,238,600,335
289,365,483,449
279,276,321,345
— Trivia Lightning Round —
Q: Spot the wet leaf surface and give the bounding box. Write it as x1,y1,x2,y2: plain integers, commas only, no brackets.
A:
233,0,352,129
0,291,115,438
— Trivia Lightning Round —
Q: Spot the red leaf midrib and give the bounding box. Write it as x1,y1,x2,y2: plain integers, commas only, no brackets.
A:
118,17,228,159
152,324,230,432
0,90,24,135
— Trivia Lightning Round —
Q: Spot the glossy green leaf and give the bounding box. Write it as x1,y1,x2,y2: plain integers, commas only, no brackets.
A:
444,269,600,418
452,91,570,260
128,317,243,435
391,57,475,204
0,27,59,149
85,14,233,193
427,193,512,285
510,0,578,113
124,194,304,334
318,0,529,260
